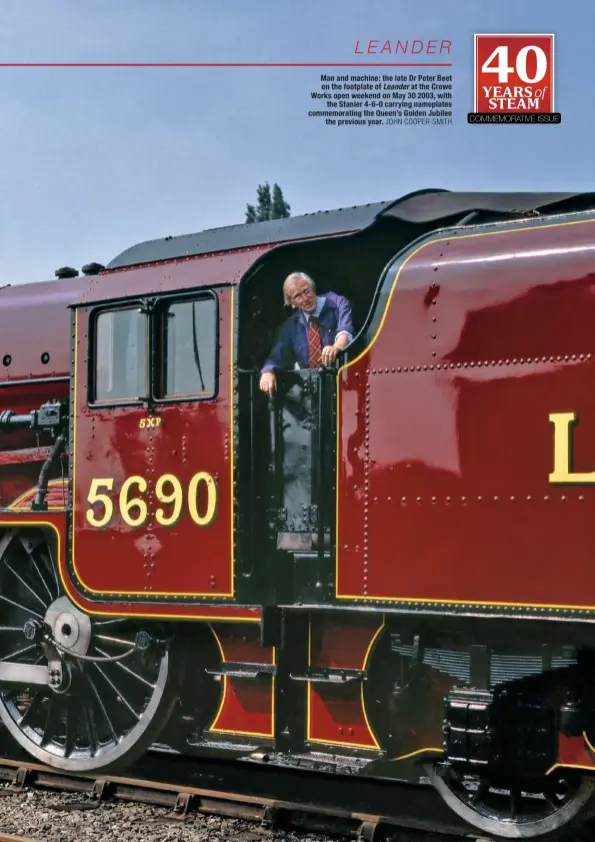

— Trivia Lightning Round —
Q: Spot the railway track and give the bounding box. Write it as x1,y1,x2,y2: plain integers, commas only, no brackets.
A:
1,751,595,842
0,836,40,842
0,749,474,842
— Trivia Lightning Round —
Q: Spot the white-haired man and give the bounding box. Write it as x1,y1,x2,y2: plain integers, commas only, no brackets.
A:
259,272,353,396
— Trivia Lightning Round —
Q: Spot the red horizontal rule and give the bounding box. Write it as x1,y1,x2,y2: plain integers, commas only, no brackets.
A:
0,62,453,68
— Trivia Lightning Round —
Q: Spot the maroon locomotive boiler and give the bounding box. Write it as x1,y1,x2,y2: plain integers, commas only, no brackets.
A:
2,189,595,839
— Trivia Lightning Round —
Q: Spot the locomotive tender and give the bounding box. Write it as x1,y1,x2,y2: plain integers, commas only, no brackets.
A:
2,189,595,838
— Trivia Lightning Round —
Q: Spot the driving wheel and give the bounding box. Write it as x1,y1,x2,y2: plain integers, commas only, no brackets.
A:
0,528,183,773
427,762,595,839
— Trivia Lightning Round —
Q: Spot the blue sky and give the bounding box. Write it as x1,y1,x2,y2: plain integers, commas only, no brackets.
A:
1,0,593,284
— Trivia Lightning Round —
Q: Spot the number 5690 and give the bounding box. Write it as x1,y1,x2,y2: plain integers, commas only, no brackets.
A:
85,471,218,529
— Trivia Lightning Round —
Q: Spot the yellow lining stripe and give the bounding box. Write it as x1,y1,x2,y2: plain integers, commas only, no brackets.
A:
7,479,67,511
583,730,595,755
390,747,444,762
0,518,256,621
70,288,235,598
547,763,595,774
307,615,382,750
208,625,276,738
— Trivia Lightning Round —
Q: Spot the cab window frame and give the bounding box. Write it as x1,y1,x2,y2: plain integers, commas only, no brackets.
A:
88,300,150,408
152,289,219,404
87,289,221,408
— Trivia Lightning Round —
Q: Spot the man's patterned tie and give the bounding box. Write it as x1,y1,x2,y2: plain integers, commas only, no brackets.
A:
308,315,323,368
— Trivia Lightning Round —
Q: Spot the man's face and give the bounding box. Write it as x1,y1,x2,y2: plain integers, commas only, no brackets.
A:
289,280,316,313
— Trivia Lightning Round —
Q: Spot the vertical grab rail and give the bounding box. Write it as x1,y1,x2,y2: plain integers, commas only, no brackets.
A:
328,367,336,556
248,372,256,570
270,387,285,534
317,368,326,560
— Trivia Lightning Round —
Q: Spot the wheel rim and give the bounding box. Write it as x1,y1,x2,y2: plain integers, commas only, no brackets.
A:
427,763,595,838
0,529,179,772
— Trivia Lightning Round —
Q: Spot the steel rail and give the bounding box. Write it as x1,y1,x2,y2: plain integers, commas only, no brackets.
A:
0,756,473,840
0,836,41,842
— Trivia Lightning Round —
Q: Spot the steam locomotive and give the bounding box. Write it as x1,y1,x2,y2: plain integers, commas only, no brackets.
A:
2,189,595,839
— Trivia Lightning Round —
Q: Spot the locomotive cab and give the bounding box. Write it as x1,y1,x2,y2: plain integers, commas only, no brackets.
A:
65,210,412,608
63,207,419,610
235,218,412,604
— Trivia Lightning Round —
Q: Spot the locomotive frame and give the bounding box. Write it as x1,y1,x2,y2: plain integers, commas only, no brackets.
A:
3,189,595,838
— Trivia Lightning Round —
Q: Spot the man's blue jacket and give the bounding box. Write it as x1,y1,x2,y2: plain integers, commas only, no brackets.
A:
261,292,354,373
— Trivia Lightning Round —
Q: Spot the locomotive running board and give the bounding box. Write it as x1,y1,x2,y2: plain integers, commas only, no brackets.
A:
0,663,49,685
205,662,278,678
289,667,365,683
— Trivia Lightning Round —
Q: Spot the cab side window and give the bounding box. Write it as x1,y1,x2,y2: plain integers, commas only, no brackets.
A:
158,296,217,398
95,307,148,401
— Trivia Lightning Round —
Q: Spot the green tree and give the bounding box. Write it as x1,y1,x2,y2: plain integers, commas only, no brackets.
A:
271,183,291,219
245,182,291,223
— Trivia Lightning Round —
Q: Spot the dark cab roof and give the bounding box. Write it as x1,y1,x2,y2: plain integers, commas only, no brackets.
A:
107,189,595,271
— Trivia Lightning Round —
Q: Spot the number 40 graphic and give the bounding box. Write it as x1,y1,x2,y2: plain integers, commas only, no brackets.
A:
474,34,555,114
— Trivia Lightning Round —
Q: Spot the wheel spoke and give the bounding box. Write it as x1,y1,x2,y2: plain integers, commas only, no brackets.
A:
0,643,39,663
3,559,48,610
39,552,60,599
18,691,45,729
469,780,489,806
84,674,119,744
41,698,62,747
29,556,54,605
95,634,136,647
82,699,99,755
63,696,75,758
92,663,140,720
0,531,16,559
509,787,521,817
0,593,44,620
93,619,128,627
94,646,155,689
544,791,557,811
